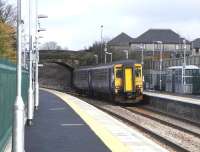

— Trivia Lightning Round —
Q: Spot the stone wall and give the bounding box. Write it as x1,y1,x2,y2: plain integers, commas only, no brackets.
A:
39,62,73,91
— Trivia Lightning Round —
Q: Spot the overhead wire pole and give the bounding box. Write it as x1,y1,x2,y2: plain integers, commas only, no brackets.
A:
12,0,25,151
27,0,34,126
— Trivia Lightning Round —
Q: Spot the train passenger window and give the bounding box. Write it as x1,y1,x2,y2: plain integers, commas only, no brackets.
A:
116,69,123,78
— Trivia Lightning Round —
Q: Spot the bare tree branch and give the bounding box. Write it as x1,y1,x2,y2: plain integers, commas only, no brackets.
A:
0,0,16,25
40,41,63,50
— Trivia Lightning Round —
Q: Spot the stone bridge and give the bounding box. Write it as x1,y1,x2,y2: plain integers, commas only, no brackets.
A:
39,50,79,90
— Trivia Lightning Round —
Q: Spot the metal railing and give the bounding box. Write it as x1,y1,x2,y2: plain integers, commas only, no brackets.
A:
0,59,28,152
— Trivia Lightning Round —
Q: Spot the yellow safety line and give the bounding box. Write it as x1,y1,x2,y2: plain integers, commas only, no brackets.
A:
42,88,130,152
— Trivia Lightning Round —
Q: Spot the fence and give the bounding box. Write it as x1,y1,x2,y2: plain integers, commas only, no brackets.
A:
0,59,28,152
143,55,200,93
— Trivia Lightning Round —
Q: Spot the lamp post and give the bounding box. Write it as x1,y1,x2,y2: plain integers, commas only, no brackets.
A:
100,25,103,63
182,39,187,93
152,41,163,90
12,0,25,151
157,41,163,91
34,12,48,110
27,0,34,126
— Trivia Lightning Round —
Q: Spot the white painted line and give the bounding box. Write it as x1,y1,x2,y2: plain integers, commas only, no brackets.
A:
49,107,65,111
60,123,85,126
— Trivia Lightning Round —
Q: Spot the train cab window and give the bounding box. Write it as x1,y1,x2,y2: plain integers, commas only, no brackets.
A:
116,68,123,78
135,68,141,77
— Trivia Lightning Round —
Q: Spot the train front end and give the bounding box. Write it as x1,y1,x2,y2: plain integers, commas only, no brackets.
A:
114,63,143,103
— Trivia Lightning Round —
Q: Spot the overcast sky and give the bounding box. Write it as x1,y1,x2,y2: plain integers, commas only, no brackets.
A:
8,0,200,50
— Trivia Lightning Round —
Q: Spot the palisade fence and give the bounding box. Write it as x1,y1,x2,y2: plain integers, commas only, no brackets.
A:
143,55,200,92
0,59,28,152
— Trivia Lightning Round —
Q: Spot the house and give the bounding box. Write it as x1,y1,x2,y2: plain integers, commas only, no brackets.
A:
192,38,200,55
130,29,191,58
107,32,134,52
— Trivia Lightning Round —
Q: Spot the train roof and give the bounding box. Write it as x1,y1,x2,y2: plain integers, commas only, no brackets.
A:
74,60,139,71
168,65,200,70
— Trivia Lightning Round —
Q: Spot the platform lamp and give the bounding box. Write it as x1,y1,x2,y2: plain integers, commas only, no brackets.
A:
27,0,34,126
12,0,25,151
34,13,48,110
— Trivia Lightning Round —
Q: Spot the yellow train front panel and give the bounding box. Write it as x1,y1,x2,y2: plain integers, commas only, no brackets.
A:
124,67,133,92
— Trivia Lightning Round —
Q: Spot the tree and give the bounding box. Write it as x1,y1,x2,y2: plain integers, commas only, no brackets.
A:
88,41,107,63
40,41,62,50
0,1,16,62
0,22,16,60
0,0,16,25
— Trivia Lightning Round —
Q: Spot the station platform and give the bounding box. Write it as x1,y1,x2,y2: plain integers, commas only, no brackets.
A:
144,90,200,106
25,89,168,152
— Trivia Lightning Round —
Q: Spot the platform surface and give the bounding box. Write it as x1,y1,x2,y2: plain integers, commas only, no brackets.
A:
25,89,169,152
25,90,110,152
144,90,200,105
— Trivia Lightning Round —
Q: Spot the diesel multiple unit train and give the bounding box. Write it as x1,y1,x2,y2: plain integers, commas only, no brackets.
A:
73,60,143,103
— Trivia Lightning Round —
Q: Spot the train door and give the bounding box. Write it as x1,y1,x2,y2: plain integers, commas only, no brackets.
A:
134,64,143,93
124,67,133,92
114,64,123,93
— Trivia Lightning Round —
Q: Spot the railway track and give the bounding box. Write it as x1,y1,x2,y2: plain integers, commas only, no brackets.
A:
124,106,200,137
73,95,200,152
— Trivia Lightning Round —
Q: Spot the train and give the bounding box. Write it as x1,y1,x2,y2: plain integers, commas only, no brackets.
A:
73,60,143,103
